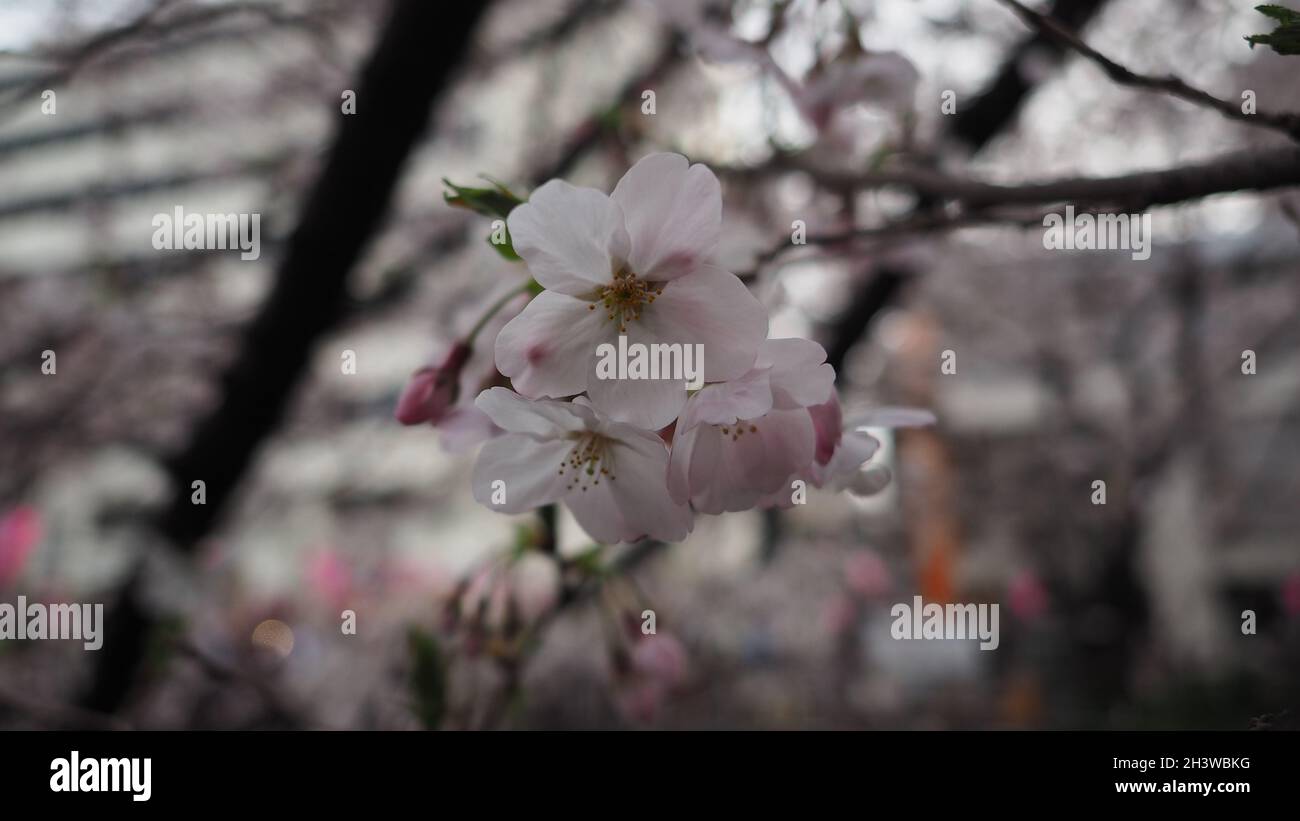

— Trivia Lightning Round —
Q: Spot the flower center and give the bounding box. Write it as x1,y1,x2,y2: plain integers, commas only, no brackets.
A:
558,433,617,491
588,270,664,333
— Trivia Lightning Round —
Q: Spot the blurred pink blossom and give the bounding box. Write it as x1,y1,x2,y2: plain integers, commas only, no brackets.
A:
617,632,689,723
844,551,892,599
1008,569,1050,621
1281,571,1300,618
821,593,858,635
305,548,353,609
0,505,41,588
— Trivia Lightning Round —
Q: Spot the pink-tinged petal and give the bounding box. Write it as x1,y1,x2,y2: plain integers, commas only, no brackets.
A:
848,406,937,429
495,290,612,399
507,179,630,295
674,423,765,514
472,434,572,514
636,264,767,382
611,153,721,281
474,387,588,439
808,396,843,465
759,338,835,409
742,408,816,495
676,368,773,432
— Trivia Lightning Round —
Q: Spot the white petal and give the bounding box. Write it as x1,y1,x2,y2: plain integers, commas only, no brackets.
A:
811,429,881,488
583,322,693,429
759,337,835,409
666,423,698,505
437,406,499,454
585,366,689,430
611,153,721,281
472,434,572,513
848,464,892,496
495,290,612,399
563,477,632,544
604,430,693,541
636,264,767,382
507,180,630,295
474,387,588,439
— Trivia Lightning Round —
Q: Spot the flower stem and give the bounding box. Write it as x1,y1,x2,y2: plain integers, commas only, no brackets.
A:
465,280,535,347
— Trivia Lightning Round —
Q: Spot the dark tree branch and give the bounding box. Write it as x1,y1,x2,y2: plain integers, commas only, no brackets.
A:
80,0,491,716
952,0,1110,149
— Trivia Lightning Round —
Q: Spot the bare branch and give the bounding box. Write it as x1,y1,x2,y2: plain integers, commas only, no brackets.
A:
739,145,1300,274
995,0,1300,142
787,145,1300,210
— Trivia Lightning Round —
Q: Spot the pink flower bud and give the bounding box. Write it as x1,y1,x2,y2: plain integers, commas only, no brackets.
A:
395,342,471,426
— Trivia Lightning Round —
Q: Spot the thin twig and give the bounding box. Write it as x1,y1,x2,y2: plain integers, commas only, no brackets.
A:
995,0,1300,141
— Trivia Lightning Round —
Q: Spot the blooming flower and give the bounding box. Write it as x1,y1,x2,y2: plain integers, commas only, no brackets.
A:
470,387,693,543
667,338,835,514
496,153,767,430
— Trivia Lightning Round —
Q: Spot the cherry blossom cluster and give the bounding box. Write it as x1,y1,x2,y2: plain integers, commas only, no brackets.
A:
398,153,931,544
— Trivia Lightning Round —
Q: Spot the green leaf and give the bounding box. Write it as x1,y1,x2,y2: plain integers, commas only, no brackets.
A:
445,176,526,261
1257,4,1300,23
442,177,524,218
1246,4,1300,54
407,627,446,730
487,230,521,261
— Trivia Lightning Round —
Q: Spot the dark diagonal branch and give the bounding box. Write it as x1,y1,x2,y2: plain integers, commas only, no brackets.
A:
80,0,491,717
996,0,1300,142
